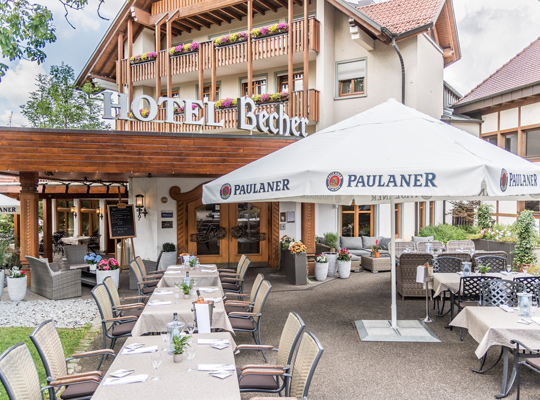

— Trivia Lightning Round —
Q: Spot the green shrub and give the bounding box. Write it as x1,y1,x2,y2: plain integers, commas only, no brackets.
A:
323,232,339,250
418,224,470,244
513,210,538,268
162,242,176,252
476,203,493,229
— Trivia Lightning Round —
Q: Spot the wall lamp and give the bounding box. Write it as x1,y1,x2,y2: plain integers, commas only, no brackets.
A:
70,206,78,218
135,194,148,220
96,208,104,220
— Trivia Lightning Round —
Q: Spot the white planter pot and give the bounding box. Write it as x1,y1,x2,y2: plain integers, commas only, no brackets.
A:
96,269,120,288
88,263,97,272
314,262,329,281
0,270,4,299
324,253,338,277
160,251,177,270
337,260,352,279
7,276,27,301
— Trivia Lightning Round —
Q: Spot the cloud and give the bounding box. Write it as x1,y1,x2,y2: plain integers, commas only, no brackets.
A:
0,60,45,106
0,110,28,128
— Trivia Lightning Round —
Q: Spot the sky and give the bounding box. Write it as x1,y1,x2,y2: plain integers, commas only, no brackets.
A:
1,0,540,126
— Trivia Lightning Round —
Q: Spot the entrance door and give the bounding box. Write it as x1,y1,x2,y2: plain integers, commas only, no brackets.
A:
187,201,269,266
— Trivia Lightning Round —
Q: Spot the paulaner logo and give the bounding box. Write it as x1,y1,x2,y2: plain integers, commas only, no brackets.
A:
326,172,344,191
220,184,232,200
500,169,538,192
500,169,508,192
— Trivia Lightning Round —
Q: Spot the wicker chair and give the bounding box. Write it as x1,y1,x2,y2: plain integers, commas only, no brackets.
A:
130,260,159,297
129,252,162,290
475,255,507,273
230,280,272,362
221,257,251,294
394,241,416,258
237,312,305,396
135,256,164,280
446,240,475,252
26,256,81,300
224,273,264,315
103,276,146,318
480,279,524,307
396,253,433,299
63,245,87,269
30,320,113,400
417,241,445,252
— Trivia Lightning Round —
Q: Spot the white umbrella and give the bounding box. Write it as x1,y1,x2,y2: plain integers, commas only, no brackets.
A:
0,194,19,214
203,99,540,328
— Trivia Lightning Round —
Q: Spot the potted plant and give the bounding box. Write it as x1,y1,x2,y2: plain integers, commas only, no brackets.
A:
161,242,177,270
96,258,120,288
371,239,381,258
213,32,248,47
215,97,238,110
288,241,307,285
172,332,192,363
250,23,289,39
323,232,339,277
169,42,199,56
7,266,26,301
337,248,352,279
178,282,192,299
513,210,538,272
314,254,328,281
84,252,102,271
130,51,158,64
476,264,491,275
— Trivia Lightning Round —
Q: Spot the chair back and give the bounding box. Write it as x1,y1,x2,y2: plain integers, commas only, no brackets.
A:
417,241,444,252
433,257,462,273
103,276,121,310
0,343,42,400
249,273,265,303
92,284,115,331
276,312,305,368
481,279,524,307
394,241,416,257
514,277,540,302
26,255,53,276
238,257,251,280
130,260,145,292
64,245,87,265
446,240,475,252
442,252,472,262
252,280,272,323
475,255,507,273
30,320,67,384
237,254,248,273
459,276,498,303
289,331,324,400
134,256,147,276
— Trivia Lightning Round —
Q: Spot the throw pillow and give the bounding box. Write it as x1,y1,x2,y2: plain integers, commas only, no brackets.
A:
340,236,364,250
379,237,391,249
412,235,433,244
39,256,59,272
362,236,382,249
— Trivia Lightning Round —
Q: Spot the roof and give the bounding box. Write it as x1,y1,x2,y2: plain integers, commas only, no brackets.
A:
455,37,540,107
357,0,443,35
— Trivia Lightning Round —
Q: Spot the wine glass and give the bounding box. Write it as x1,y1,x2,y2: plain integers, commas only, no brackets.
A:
532,299,538,315
174,287,180,304
187,321,196,335
523,264,530,275
191,278,198,290
506,265,512,274
186,349,195,372
161,328,169,352
151,351,162,381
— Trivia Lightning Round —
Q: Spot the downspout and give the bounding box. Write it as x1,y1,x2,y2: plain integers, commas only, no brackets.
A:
391,36,405,105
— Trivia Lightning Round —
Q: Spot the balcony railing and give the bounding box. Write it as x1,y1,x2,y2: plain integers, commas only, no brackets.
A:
151,0,206,15
119,18,320,84
127,89,319,133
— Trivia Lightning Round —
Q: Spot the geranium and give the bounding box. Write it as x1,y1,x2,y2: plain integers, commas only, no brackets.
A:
97,258,120,271
260,93,271,103
315,254,328,263
169,42,199,55
213,32,248,46
215,97,237,109
280,91,289,101
84,253,102,265
290,241,307,254
337,248,351,261
251,23,288,38
130,51,157,63
277,23,289,30
481,227,515,242
174,104,198,113
9,266,25,278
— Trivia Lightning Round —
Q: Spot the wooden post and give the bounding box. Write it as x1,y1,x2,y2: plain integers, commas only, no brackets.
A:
155,19,165,103
117,33,124,130
127,19,134,105
301,203,316,276
211,43,217,101
247,0,253,97
13,214,20,249
303,0,309,118
43,198,53,262
19,172,40,287
198,43,204,101
166,16,173,98
288,0,293,99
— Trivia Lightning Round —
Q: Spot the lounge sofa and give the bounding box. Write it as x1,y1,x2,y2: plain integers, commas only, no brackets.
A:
339,236,391,258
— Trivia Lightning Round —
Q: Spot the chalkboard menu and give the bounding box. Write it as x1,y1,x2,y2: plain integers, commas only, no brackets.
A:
107,204,136,239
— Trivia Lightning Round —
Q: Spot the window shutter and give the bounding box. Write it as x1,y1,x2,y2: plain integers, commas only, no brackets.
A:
338,60,365,80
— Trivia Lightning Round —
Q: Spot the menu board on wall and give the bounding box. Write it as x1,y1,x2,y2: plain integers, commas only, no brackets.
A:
107,204,136,239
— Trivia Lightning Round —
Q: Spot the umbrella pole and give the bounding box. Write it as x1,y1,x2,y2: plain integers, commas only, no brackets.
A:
390,198,397,329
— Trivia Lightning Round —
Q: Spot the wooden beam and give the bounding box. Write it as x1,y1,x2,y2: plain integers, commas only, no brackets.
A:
231,5,248,16
127,19,133,105
43,198,53,262
303,0,309,117
170,0,245,21
117,33,124,130
219,8,243,21
130,6,167,27
211,43,217,102
155,17,165,103
173,21,192,33
247,0,253,97
288,0,293,98
274,0,288,7
177,18,202,31
209,10,231,24
198,43,204,101
256,0,277,12
198,13,222,26
190,15,212,29
251,2,266,15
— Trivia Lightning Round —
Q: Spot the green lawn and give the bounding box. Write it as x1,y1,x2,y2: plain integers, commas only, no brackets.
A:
0,325,91,398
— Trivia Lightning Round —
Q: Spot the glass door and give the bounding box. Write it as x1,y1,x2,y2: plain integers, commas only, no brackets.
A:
229,202,268,264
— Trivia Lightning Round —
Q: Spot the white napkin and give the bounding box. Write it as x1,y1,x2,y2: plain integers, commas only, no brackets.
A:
197,339,230,345
148,300,172,306
121,346,158,355
125,343,144,350
110,369,135,378
531,317,540,325
211,371,233,379
200,264,215,268
199,287,219,293
168,266,182,270
416,266,426,284
103,374,148,386
197,364,235,372
203,297,222,303
200,269,217,273
165,271,181,275
500,305,515,313
154,290,173,295
500,271,512,276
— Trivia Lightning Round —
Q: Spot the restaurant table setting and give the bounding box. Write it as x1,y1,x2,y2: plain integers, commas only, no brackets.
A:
60,236,91,245
158,264,220,288
91,334,241,400
432,271,531,298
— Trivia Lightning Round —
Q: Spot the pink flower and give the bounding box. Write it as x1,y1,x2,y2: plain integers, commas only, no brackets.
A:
104,265,109,271
190,42,199,51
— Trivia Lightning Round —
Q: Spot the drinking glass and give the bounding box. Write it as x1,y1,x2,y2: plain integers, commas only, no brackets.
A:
187,321,196,335
186,349,195,372
151,351,162,381
190,278,198,290
506,265,512,274
161,329,169,352
532,299,538,315
174,287,180,304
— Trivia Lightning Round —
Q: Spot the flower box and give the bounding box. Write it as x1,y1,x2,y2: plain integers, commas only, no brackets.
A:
213,32,248,47
169,42,199,57
130,52,158,64
252,92,289,105
215,97,238,110
281,249,307,285
472,239,516,265
251,23,289,39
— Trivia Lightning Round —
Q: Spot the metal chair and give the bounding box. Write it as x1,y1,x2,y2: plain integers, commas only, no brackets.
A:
130,260,160,297
417,240,444,252
237,312,305,396
510,339,540,400
103,276,146,318
87,233,101,253
432,256,462,315
53,231,66,255
220,255,250,285
474,255,507,273
446,239,475,252
30,320,113,400
221,256,251,294
26,256,81,300
239,331,324,400
220,254,248,276
91,284,137,363
442,252,472,262
513,277,540,302
480,279,524,307
230,279,272,362
224,273,264,315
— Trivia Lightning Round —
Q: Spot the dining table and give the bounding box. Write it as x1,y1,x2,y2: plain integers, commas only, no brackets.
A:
432,271,531,298
158,265,221,288
60,236,91,245
91,333,241,400
450,306,540,398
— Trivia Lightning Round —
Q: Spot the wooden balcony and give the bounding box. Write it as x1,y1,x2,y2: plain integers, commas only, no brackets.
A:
119,18,320,84
127,89,319,133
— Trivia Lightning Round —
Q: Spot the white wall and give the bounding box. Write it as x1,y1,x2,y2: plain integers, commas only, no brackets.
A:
500,108,519,131
315,203,338,237
521,103,540,127
481,112,498,134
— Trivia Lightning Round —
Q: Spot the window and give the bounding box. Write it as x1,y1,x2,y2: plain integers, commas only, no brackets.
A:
340,204,374,237
337,59,366,97
526,129,540,158
79,200,100,236
429,201,435,226
56,200,74,234
202,84,220,101
485,135,497,146
277,73,303,92
241,78,266,96
160,88,179,98
504,133,518,154
395,203,401,239
418,202,426,229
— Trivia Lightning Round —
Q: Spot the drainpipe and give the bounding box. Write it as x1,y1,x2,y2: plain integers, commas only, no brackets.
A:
391,36,405,105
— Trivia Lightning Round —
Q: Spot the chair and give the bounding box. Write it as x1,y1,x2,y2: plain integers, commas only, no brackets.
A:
135,256,164,280
0,342,78,400
416,241,444,252
220,254,248,276
130,260,160,297
442,252,472,263
26,256,81,300
63,245,88,269
394,241,416,258
446,240,475,252
513,277,540,302
240,331,324,400
53,231,66,255
432,256,463,315
30,320,113,400
480,279,524,307
396,253,433,299
225,273,264,315
87,233,101,253
103,276,146,318
222,257,251,294
220,255,250,285
91,284,137,361
510,339,540,400
474,255,507,273
237,312,305,396
128,252,162,290
230,280,272,361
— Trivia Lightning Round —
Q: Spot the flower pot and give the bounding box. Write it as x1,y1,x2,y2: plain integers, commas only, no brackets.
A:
284,253,307,285
337,260,352,279
173,353,184,363
324,252,338,277
7,276,27,301
183,293,191,299
0,270,4,299
374,252,380,259
96,269,120,288
88,263,97,272
314,262,329,281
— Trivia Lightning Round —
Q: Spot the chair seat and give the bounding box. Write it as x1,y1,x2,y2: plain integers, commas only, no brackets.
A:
239,373,279,390
60,381,99,399
527,358,540,370
111,321,136,336
122,309,143,318
220,277,237,284
146,281,158,287
142,286,155,294
230,317,255,330
222,282,240,291
455,300,479,308
226,304,249,314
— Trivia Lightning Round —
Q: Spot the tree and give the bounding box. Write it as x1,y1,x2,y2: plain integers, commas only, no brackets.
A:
20,63,109,130
0,0,106,81
513,210,538,269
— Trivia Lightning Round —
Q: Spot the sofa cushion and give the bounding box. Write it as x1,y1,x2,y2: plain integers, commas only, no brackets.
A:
379,237,391,250
340,236,364,250
412,235,433,244
362,236,382,249
349,249,370,257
